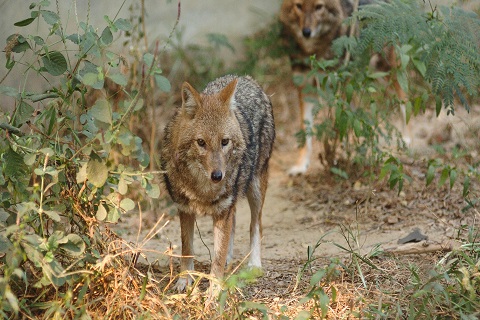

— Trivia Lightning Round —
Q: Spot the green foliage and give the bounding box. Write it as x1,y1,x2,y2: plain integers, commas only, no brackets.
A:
0,0,165,317
407,227,480,318
301,0,479,194
345,0,480,113
234,19,291,79
299,225,480,318
165,28,234,88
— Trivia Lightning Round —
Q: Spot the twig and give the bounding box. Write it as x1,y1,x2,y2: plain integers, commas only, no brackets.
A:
383,241,456,255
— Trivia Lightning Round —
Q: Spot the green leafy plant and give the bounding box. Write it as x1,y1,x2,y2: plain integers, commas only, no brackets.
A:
302,0,479,193
0,0,167,317
348,0,480,113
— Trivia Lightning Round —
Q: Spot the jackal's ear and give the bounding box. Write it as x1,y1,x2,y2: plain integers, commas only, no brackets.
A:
219,78,238,110
181,82,201,116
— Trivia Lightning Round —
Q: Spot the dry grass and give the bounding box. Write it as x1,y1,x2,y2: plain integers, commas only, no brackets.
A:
54,233,456,319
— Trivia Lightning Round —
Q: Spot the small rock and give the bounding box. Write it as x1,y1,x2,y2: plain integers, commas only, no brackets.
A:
384,216,399,224
353,180,362,190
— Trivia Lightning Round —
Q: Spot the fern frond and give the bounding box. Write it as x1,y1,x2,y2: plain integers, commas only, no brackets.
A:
346,0,480,112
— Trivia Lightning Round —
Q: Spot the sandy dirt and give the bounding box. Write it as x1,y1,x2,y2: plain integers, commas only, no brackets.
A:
115,82,479,282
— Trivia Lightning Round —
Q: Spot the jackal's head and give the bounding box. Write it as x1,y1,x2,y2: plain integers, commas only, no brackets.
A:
280,0,346,41
172,79,245,188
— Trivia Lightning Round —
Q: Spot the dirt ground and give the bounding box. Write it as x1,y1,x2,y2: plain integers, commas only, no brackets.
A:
114,82,479,313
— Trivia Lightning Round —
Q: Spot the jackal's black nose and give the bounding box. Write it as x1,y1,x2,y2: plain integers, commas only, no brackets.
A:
302,28,311,38
211,170,223,182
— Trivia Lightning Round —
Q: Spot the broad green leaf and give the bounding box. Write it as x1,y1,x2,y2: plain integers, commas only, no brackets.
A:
133,98,144,111
108,73,127,86
6,34,31,53
42,51,67,76
396,69,408,94
353,118,362,137
81,72,102,88
439,168,449,187
143,52,154,67
114,18,132,31
154,74,171,92
146,183,160,198
413,96,423,116
86,152,108,187
0,209,9,223
4,148,27,178
336,110,349,140
33,36,44,45
310,269,326,286
40,147,55,157
345,83,353,104
90,99,112,124
399,52,410,69
0,234,12,253
103,15,116,31
412,58,426,77
60,234,86,256
13,101,34,127
96,204,107,221
118,176,128,195
43,210,61,222
405,101,412,124
41,10,60,25
76,161,87,184
0,85,18,98
14,17,36,27
435,96,442,117
24,153,36,166
34,168,45,176
120,198,135,212
100,26,113,46
66,33,82,44
107,207,121,223
294,311,311,320
449,168,457,189
319,290,330,317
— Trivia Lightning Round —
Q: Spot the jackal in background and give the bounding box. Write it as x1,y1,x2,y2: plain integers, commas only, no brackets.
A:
280,0,407,175
161,75,275,292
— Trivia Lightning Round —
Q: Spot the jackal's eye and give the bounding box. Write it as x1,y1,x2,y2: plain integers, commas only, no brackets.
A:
197,139,206,147
295,3,302,10
221,139,230,146
315,4,323,10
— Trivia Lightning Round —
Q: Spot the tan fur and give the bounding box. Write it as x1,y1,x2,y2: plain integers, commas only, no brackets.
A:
280,0,349,59
161,75,275,294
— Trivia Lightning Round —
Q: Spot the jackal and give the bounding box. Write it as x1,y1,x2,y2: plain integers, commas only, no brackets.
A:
280,0,408,175
161,75,275,292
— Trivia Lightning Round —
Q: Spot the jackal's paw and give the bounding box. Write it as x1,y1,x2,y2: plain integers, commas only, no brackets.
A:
288,164,308,176
247,265,264,278
402,136,412,147
174,277,192,292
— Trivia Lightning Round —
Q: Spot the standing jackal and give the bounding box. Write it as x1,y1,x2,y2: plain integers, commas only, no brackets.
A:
280,0,408,174
161,75,275,292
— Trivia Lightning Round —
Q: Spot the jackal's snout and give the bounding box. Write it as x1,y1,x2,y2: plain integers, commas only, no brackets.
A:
210,170,223,183
302,27,312,38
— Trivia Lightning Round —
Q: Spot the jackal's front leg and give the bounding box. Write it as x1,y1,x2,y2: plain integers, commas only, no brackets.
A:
209,207,235,296
289,87,314,175
174,210,195,292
